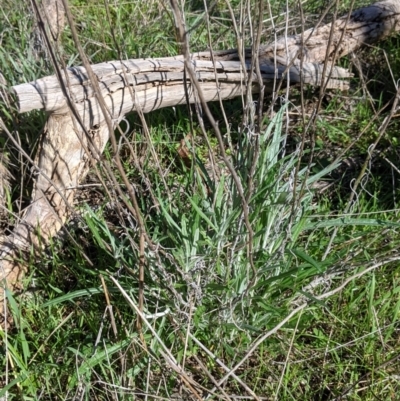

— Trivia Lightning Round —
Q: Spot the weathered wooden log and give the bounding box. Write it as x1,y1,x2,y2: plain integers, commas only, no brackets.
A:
206,0,400,64
1,0,400,315
13,59,351,117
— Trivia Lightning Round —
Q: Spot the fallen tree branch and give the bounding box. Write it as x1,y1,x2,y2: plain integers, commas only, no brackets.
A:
14,58,352,117
1,0,400,316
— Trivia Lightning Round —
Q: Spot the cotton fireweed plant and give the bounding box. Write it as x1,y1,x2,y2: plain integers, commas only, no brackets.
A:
80,104,339,339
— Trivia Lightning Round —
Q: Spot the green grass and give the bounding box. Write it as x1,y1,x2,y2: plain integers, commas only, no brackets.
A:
1,0,400,400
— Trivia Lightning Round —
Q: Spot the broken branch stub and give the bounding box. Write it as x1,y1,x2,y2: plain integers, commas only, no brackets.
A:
1,0,400,310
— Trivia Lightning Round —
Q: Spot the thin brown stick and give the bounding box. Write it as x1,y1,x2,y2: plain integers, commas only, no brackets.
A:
137,232,145,331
